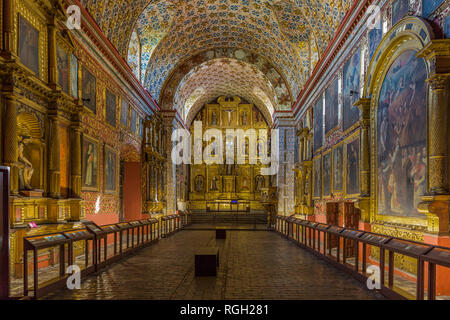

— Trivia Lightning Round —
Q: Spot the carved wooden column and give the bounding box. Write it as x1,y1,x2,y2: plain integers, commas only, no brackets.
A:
417,41,450,234
3,0,16,54
3,95,19,194
355,98,371,223
70,124,82,198
48,114,61,198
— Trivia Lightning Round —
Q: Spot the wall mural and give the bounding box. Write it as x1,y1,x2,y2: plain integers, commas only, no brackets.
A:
313,157,322,198
377,50,428,217
369,20,383,62
313,98,323,152
104,146,117,193
346,138,360,195
82,67,96,114
82,135,99,191
343,49,361,131
325,78,339,134
422,0,444,17
56,45,69,93
392,0,409,26
105,89,116,127
70,54,78,99
323,153,332,197
333,145,344,192
19,15,39,76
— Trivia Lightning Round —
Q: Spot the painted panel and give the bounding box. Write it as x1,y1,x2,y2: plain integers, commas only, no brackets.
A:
56,45,69,93
325,78,339,134
313,157,322,198
19,15,39,76
131,109,137,134
82,67,97,114
333,144,344,193
323,152,332,197
392,0,409,25
369,21,383,62
313,98,323,152
82,136,99,191
120,99,128,127
70,54,78,99
346,138,360,195
444,15,450,38
104,146,117,193
343,49,361,131
377,50,427,217
422,0,444,17
105,89,116,127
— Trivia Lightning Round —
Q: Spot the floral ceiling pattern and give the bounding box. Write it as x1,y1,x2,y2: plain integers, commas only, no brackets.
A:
81,0,354,115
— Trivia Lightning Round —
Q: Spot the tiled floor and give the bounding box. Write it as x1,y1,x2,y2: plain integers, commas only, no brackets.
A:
43,230,383,300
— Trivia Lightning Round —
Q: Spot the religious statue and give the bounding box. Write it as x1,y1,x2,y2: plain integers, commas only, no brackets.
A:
210,176,219,191
241,111,248,125
242,177,249,191
255,175,265,191
18,136,34,190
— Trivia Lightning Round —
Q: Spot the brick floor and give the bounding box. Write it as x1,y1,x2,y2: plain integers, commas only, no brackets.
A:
43,230,384,300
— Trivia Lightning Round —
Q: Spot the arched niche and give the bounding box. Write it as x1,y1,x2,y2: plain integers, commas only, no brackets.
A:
363,17,434,227
17,112,45,192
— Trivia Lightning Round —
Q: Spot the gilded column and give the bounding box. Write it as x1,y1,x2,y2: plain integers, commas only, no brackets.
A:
70,124,82,198
48,115,61,198
3,0,16,54
48,17,58,86
3,95,19,194
355,98,371,223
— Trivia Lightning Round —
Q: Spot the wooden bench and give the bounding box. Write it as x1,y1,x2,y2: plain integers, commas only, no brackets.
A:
195,247,219,276
216,228,227,239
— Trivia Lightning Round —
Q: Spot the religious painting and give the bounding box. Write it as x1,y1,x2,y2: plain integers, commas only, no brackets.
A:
392,0,409,25
56,45,69,93
444,15,450,38
325,78,339,134
208,106,219,126
19,15,39,76
82,135,99,191
139,117,144,139
346,138,360,195
120,99,128,127
104,146,117,193
369,22,383,62
313,98,323,153
82,67,96,114
105,89,116,127
313,156,322,199
253,107,265,125
343,49,361,131
70,54,78,99
131,109,137,134
422,0,444,17
323,152,332,197
333,144,344,192
377,50,427,217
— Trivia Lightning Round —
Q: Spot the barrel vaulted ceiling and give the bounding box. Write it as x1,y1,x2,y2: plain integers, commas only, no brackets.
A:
80,0,354,121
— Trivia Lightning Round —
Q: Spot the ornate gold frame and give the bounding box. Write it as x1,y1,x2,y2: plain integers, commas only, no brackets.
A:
344,131,360,199
363,17,433,227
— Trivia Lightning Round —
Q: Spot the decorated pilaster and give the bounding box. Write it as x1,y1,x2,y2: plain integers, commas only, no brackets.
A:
3,95,19,194
68,109,84,221
417,40,450,234
354,98,371,224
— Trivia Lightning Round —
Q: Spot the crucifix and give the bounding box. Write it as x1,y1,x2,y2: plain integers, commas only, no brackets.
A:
223,109,236,126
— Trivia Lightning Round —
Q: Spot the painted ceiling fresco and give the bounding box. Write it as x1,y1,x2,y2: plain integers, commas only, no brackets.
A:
81,0,354,118
175,58,276,126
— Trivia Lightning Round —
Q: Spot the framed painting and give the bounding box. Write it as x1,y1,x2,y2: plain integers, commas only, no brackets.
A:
377,50,427,217
19,15,39,76
313,156,322,199
131,109,137,134
82,135,99,191
392,0,409,25
369,21,383,63
139,117,144,139
333,144,344,193
343,49,361,132
444,15,450,38
313,98,323,153
120,99,128,127
325,78,339,134
346,137,360,196
105,89,116,127
82,66,96,114
422,0,444,17
322,151,332,197
56,45,69,93
70,54,78,99
104,145,118,194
